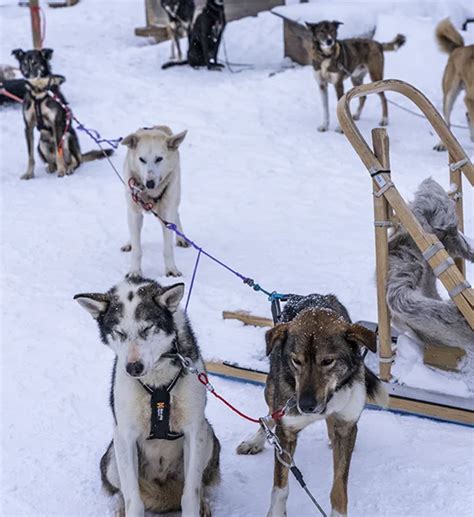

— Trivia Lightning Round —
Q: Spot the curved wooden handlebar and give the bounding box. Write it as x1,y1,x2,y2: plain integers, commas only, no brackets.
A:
337,79,474,185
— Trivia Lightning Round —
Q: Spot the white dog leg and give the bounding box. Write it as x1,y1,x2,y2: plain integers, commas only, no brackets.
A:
127,208,143,276
161,220,181,277
267,485,289,517
175,212,189,248
181,421,210,517
113,428,144,517
314,71,329,132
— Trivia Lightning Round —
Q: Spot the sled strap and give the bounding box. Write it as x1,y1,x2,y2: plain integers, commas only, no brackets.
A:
449,280,472,299
373,180,395,198
422,241,445,261
378,355,394,364
374,220,393,227
450,158,469,172
433,257,455,277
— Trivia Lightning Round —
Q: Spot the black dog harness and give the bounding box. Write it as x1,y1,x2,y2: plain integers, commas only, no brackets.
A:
138,365,185,441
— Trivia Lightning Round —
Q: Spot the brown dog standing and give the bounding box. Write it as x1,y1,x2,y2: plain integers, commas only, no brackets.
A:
306,21,405,132
237,294,388,517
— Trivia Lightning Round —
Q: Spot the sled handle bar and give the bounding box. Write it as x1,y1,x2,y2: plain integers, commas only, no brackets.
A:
336,79,474,186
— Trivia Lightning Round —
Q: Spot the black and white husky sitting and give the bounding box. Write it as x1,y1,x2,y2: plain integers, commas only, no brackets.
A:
75,276,220,516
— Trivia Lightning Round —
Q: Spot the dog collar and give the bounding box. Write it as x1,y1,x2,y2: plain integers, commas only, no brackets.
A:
138,365,184,441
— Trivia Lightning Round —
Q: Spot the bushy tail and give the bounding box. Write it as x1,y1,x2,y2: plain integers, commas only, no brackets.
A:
365,367,389,408
161,60,188,70
382,34,406,51
387,280,474,349
436,18,464,54
81,148,114,163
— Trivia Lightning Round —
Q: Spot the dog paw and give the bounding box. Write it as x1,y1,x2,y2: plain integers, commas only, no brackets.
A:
47,164,56,173
166,267,182,277
236,440,264,455
207,64,223,71
65,169,74,176
317,125,329,132
57,170,66,178
177,238,190,248
126,269,142,279
20,172,34,180
200,499,212,517
433,142,447,152
121,244,132,252
335,126,344,134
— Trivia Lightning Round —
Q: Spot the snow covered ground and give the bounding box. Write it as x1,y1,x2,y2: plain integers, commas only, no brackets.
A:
1,1,473,516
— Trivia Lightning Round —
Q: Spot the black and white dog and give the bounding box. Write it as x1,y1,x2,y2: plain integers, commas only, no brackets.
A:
163,0,226,70
75,276,220,516
161,0,195,64
12,48,113,179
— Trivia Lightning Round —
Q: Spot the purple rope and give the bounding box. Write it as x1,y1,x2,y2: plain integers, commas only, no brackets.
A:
185,249,202,312
73,116,122,149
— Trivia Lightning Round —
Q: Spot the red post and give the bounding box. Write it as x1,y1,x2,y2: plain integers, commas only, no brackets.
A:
29,0,42,49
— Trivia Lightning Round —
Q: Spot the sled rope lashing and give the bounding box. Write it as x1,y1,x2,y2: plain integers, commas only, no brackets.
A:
176,354,327,516
337,79,474,382
127,177,287,311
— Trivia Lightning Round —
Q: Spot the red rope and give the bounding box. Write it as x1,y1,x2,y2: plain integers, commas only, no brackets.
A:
0,88,23,104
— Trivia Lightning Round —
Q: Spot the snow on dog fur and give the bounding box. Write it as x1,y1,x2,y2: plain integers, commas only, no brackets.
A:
121,126,189,278
74,276,220,516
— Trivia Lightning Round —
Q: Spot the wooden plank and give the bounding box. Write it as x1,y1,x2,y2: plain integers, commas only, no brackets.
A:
135,25,169,43
205,361,474,426
222,310,273,328
424,344,466,372
450,153,466,276
371,129,393,381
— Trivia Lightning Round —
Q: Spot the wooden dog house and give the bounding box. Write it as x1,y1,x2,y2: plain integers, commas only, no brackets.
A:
135,0,284,42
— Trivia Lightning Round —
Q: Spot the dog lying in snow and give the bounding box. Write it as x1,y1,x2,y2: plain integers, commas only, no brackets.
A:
433,18,474,151
12,48,113,179
305,20,405,132
75,276,220,516
237,293,388,517
387,178,474,349
121,126,189,278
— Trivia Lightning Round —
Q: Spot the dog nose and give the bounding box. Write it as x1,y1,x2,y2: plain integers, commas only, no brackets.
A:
146,180,155,189
299,394,317,414
126,361,145,377
326,38,333,45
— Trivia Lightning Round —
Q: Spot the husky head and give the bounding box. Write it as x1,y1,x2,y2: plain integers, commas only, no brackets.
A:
11,48,53,79
121,126,187,193
266,309,376,415
75,277,185,378
306,20,343,55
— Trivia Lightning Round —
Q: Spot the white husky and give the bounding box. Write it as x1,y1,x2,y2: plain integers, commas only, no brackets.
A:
121,126,189,277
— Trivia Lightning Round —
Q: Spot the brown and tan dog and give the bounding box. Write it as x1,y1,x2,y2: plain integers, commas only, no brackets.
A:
433,18,474,151
306,21,405,132
237,294,388,517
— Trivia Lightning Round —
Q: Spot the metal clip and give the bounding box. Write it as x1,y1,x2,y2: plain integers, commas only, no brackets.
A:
176,353,198,375
449,158,468,172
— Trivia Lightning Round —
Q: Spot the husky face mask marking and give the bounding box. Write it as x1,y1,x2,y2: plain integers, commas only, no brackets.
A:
75,277,185,377
306,21,343,55
12,48,53,79
121,126,187,193
266,310,376,415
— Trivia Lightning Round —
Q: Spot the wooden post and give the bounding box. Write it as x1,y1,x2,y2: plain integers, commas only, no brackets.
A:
371,129,393,381
449,153,465,276
29,0,42,49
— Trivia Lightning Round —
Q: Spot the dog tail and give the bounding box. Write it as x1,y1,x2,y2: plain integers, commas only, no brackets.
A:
161,60,188,70
381,34,406,51
81,148,114,162
365,367,389,408
436,18,464,54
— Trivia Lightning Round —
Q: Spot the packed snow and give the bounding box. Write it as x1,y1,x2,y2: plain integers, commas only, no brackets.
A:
1,0,473,516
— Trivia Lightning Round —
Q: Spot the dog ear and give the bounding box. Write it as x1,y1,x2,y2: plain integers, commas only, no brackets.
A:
345,324,377,353
51,74,66,86
305,23,319,34
155,283,185,313
11,48,24,62
41,48,54,60
167,130,187,150
121,133,139,149
332,20,344,28
74,293,109,319
265,323,289,356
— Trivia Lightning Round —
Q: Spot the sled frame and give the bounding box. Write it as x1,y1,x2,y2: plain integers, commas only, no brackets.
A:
336,79,474,381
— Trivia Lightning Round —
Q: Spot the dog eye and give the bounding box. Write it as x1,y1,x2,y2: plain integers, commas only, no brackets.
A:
291,356,302,367
155,156,163,163
113,329,127,340
321,358,336,367
139,325,154,338
139,157,146,164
